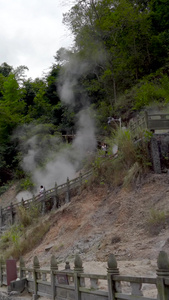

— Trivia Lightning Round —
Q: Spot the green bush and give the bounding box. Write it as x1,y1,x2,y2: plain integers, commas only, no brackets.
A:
92,127,151,187
0,183,11,195
147,209,166,235
0,219,50,260
17,203,40,227
0,224,23,251
134,75,169,110
19,176,34,191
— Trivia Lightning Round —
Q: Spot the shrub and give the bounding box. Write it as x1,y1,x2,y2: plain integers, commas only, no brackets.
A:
111,235,121,244
147,209,166,235
17,203,40,227
123,162,143,188
93,127,150,187
0,224,23,252
0,220,50,260
0,183,11,195
18,176,34,192
17,206,32,227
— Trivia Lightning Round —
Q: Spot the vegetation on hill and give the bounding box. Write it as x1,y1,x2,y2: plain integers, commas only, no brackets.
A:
0,0,169,191
0,125,153,260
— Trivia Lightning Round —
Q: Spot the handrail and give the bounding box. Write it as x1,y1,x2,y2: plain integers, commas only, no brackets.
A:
129,112,169,135
2,169,93,213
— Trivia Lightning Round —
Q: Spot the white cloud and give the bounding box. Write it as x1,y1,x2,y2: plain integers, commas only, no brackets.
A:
0,0,74,79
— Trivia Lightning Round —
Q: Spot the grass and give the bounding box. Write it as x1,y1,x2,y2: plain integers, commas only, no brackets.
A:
16,203,40,227
92,127,150,188
4,221,50,260
0,203,50,260
147,209,167,235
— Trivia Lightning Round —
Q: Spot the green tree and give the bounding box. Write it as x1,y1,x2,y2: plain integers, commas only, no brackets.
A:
25,80,52,123
0,73,26,184
0,74,25,133
0,62,12,77
63,0,152,110
149,0,169,70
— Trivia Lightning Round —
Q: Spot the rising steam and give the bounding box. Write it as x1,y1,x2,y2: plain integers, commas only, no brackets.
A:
14,52,97,199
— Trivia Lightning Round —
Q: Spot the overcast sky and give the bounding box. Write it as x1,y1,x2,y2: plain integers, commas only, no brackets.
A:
0,0,75,79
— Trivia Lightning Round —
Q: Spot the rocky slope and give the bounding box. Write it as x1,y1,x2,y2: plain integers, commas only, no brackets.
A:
1,171,169,299
15,173,169,265
1,172,169,274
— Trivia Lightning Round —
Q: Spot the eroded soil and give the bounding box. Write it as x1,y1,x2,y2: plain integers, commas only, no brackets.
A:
1,173,169,292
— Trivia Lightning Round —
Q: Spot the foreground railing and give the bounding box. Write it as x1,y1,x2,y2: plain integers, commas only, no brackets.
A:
1,251,169,300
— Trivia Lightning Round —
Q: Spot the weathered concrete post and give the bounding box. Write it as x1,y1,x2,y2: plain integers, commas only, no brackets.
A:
150,137,161,173
42,188,46,215
107,253,120,300
156,251,169,300
74,254,84,300
21,198,24,207
65,177,70,203
65,261,74,285
0,256,4,287
65,261,70,270
33,256,40,300
52,182,58,210
20,257,25,279
0,206,2,229
50,255,58,300
79,172,82,194
10,202,14,225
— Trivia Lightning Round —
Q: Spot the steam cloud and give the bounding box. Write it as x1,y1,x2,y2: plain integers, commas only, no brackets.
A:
14,53,97,199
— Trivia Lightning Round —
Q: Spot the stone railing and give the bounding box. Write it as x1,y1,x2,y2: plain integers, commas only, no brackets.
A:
129,112,169,136
0,170,92,230
1,251,169,300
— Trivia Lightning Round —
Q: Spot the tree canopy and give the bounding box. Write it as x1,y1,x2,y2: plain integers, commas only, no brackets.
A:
1,0,169,186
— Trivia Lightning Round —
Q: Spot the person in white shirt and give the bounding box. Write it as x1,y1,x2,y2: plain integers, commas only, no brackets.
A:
39,185,44,197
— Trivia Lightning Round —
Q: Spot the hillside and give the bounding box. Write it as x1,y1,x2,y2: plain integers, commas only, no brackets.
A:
1,172,169,274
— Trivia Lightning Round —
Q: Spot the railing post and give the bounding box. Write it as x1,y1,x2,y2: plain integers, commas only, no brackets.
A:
21,198,24,207
52,182,58,210
42,188,46,215
156,251,169,300
50,255,58,300
0,256,4,287
65,177,70,203
150,137,161,174
20,257,25,279
10,202,14,225
65,261,70,270
0,206,2,229
74,254,84,300
107,254,121,300
79,172,82,194
33,256,40,300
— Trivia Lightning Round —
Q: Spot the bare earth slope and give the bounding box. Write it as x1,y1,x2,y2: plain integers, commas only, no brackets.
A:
14,172,169,268
1,172,169,298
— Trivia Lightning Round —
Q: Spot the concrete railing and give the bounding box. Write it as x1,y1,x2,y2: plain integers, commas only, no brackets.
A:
129,112,169,137
0,170,92,229
1,251,169,299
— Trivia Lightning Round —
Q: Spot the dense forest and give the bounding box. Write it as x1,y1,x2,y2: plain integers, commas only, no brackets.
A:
0,0,169,190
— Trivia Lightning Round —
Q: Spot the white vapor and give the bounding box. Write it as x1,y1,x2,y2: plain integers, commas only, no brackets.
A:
14,50,97,199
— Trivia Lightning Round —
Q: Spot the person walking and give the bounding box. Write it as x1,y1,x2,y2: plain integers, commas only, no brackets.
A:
39,185,44,197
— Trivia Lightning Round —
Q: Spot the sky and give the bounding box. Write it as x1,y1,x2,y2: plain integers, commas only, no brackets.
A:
0,0,75,79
